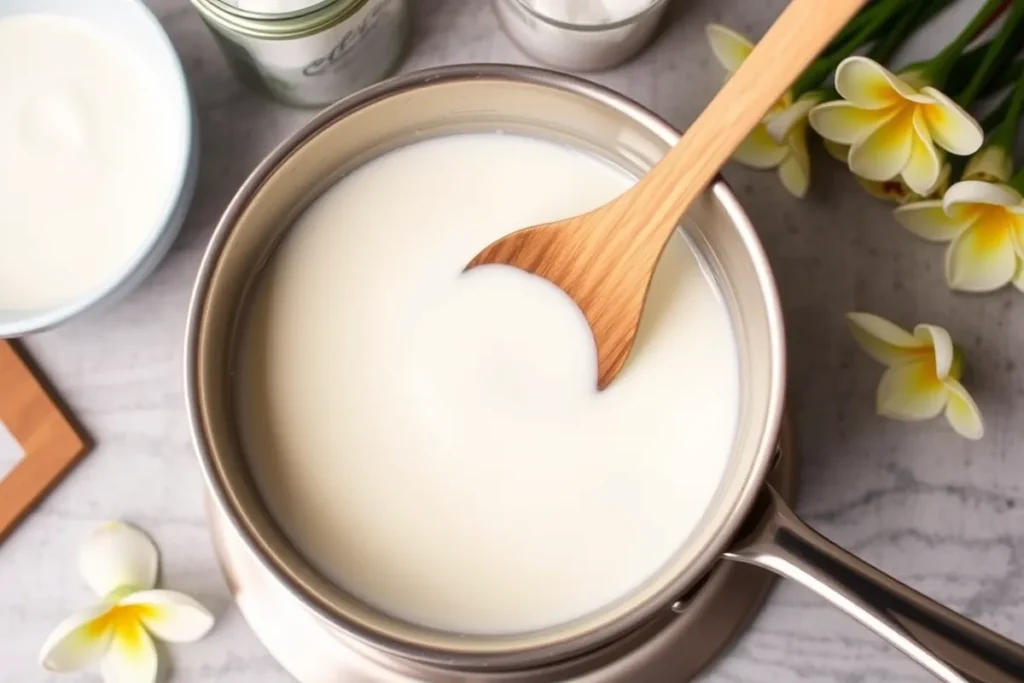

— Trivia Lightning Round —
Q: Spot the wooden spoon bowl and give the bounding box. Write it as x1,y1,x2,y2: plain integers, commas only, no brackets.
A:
467,0,867,390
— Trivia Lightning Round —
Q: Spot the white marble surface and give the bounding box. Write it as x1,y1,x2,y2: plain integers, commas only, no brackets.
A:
3,1,1024,681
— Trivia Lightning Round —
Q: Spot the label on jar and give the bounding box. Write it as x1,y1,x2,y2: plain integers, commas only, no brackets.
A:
233,0,408,107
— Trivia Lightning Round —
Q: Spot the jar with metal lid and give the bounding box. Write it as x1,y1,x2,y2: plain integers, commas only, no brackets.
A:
191,0,409,108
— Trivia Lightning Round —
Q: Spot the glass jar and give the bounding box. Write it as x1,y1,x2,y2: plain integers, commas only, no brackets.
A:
494,0,672,72
192,0,409,107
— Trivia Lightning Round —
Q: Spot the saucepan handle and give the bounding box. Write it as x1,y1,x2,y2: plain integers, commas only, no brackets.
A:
724,486,1024,683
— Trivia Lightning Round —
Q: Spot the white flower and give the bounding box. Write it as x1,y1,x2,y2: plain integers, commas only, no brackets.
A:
847,313,983,440
707,24,815,197
809,57,984,195
894,180,1024,292
40,522,214,683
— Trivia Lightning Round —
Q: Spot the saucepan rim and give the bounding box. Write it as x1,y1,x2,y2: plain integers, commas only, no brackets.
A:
184,63,787,670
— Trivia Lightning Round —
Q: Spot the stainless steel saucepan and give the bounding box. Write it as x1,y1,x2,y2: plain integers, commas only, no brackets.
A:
185,65,1024,683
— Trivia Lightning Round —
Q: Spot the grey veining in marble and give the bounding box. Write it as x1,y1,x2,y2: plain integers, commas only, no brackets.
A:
2,1,1023,681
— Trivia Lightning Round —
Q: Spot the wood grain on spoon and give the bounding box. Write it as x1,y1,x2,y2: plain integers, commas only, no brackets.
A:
466,0,867,390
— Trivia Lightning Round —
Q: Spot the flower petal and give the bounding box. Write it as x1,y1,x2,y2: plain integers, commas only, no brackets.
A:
846,312,925,366
920,162,953,201
943,379,984,440
777,123,810,198
1014,216,1024,256
706,24,753,73
101,618,158,683
900,110,941,196
920,87,984,156
1013,258,1024,293
732,124,788,169
121,590,215,643
946,219,1018,292
877,360,948,421
40,604,113,672
894,200,970,242
765,93,821,144
823,139,850,162
912,324,953,379
79,522,159,597
943,180,1024,211
808,101,895,145
849,108,915,182
835,56,911,109
778,157,808,198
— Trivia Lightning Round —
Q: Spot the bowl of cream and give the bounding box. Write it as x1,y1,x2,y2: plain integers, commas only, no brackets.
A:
0,0,196,337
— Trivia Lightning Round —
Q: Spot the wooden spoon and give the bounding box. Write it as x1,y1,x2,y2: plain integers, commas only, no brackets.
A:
466,0,867,390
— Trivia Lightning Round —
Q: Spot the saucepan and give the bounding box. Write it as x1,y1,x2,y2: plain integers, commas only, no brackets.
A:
185,65,1024,683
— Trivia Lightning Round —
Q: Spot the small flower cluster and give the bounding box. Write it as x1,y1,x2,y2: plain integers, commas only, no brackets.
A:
707,0,1024,439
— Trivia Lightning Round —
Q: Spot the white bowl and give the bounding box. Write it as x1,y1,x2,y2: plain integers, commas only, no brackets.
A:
0,0,197,338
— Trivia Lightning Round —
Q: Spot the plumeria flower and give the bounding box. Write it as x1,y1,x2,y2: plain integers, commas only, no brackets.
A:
809,57,984,195
847,312,983,440
706,24,815,197
894,180,1024,292
40,522,214,683
824,140,951,205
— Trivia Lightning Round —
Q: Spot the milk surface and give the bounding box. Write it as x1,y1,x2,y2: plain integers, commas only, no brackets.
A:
0,15,174,311
240,133,739,634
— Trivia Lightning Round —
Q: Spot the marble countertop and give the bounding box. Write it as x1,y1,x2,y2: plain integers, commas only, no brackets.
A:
3,0,1024,681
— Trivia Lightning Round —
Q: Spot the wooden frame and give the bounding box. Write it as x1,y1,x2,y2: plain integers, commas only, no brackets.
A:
0,340,90,543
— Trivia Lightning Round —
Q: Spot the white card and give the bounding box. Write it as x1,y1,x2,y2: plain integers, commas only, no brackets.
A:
0,420,23,480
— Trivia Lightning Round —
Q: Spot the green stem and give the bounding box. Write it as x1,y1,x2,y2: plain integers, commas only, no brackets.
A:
825,0,930,56
990,66,1024,152
946,40,994,96
791,0,906,97
1010,166,1024,192
867,0,936,64
982,58,1024,99
957,0,1024,107
980,91,1013,132
948,153,970,181
927,0,1007,86
824,0,891,54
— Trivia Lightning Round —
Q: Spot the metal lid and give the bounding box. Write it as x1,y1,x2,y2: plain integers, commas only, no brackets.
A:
212,0,337,18
192,0,367,38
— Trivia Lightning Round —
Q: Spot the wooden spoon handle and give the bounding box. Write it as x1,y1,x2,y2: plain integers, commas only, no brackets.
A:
624,0,868,243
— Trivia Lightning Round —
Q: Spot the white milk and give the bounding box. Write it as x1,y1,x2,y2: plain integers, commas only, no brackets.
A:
0,15,174,311
240,133,739,634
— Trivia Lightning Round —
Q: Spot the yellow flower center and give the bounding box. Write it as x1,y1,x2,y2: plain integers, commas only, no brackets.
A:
971,207,1016,250
886,104,916,136
86,604,154,639
906,355,944,393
